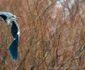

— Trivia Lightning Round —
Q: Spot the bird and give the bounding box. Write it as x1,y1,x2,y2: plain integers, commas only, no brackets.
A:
0,12,20,61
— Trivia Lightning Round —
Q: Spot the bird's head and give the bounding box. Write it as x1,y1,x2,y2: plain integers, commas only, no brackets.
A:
0,12,19,25
6,12,17,24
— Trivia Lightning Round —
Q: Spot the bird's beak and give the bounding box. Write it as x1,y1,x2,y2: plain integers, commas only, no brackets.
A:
13,17,20,20
13,18,16,20
16,17,20,20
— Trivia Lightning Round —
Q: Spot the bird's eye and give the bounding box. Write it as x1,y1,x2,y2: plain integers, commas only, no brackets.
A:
12,16,14,17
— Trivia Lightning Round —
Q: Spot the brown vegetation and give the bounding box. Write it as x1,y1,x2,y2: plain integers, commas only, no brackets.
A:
0,0,85,70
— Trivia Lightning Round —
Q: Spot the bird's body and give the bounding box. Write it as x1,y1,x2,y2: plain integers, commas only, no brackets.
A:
0,12,20,61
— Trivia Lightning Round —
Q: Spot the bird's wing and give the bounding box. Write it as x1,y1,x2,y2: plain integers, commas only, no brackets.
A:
11,21,18,38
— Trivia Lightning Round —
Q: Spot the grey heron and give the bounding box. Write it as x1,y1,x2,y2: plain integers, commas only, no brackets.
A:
0,12,20,61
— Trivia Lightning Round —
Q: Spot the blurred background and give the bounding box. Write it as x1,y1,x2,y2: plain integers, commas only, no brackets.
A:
0,0,85,70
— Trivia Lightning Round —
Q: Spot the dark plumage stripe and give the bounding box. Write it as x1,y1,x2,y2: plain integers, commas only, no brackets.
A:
9,34,18,61
11,21,18,38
